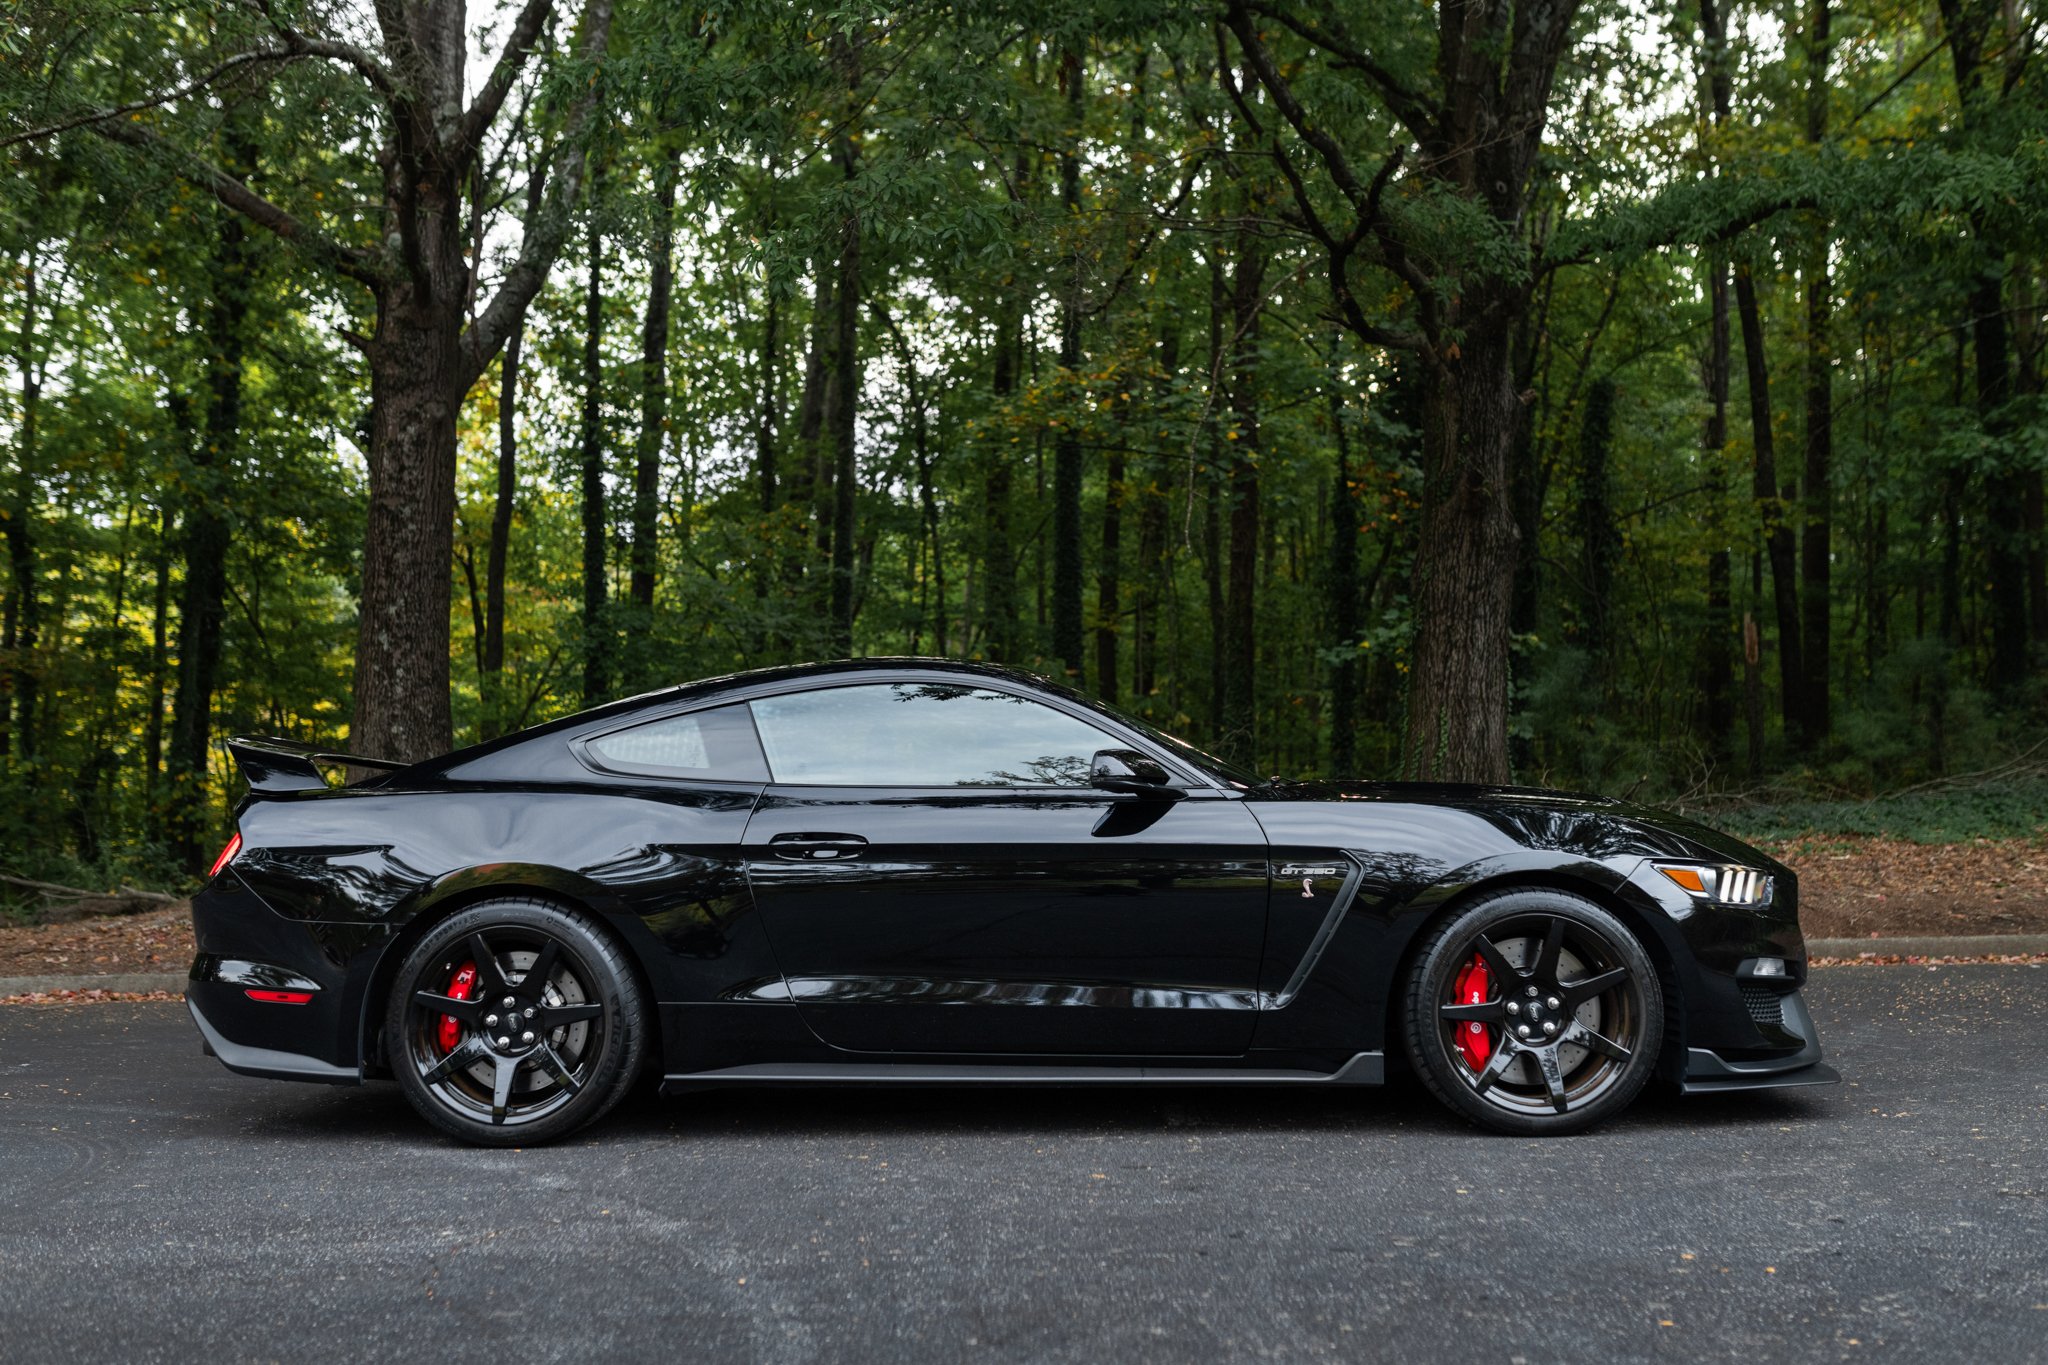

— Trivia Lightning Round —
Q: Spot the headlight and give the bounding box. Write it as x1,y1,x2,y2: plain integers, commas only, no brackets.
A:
1654,862,1774,908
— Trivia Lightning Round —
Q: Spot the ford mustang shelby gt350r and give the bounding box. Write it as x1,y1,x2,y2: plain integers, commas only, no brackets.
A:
188,658,1836,1145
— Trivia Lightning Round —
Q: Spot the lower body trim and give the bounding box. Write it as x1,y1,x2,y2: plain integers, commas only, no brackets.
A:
662,1050,1382,1095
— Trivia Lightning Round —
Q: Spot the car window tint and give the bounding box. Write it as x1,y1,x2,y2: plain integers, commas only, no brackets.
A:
585,703,768,781
749,683,1120,787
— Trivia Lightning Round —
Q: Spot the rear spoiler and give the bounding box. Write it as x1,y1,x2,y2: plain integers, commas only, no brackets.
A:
224,736,410,794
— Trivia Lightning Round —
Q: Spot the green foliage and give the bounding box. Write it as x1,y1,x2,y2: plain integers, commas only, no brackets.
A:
3,0,2048,887
1709,778,2048,845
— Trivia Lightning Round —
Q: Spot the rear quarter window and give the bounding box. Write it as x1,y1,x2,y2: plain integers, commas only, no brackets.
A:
583,703,769,782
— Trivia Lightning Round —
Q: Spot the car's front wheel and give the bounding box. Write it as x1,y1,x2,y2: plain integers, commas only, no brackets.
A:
1403,888,1662,1135
384,898,648,1146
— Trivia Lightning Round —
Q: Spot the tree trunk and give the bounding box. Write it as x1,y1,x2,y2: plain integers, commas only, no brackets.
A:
144,506,171,835
4,254,40,769
579,197,610,705
1050,45,1086,683
1204,256,1226,730
1401,319,1520,782
1733,264,1804,743
1798,0,1834,743
1698,3,1737,757
1574,377,1618,661
630,146,679,628
1702,250,1735,753
826,133,862,656
757,286,780,513
168,130,256,865
1220,238,1263,768
1327,343,1360,778
1095,453,1123,701
479,306,523,743
984,303,1019,662
2027,471,2048,641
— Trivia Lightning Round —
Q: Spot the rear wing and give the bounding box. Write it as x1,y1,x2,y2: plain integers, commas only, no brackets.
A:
223,735,410,794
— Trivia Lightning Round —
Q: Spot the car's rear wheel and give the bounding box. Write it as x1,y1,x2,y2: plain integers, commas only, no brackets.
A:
1403,888,1662,1135
384,898,648,1146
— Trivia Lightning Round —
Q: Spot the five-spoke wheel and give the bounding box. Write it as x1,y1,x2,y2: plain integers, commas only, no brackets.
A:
385,898,647,1145
1405,888,1662,1135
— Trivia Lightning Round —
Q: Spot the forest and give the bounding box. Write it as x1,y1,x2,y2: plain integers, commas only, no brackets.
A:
2,0,2045,884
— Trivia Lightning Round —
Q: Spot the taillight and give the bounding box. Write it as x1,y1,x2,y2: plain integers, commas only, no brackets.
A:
209,833,243,878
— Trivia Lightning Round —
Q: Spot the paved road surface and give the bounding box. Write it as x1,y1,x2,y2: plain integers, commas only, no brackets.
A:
1,967,2043,1363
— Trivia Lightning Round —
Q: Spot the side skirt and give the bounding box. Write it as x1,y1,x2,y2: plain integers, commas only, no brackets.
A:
661,1051,1383,1096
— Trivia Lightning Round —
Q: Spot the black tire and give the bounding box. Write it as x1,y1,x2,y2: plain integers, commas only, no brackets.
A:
384,897,649,1147
1402,888,1662,1136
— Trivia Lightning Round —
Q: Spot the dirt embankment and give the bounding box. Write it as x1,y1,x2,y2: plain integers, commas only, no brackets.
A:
1761,836,2048,940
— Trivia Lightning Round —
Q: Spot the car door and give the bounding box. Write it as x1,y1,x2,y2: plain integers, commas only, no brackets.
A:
738,680,1272,1056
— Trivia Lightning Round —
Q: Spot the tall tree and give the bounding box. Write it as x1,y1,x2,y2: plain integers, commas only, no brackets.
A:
166,118,257,866
579,195,610,706
825,35,863,656
1696,0,1734,755
1938,0,2032,695
1222,0,1582,781
1219,231,1264,765
1798,0,1833,742
1050,44,1088,684
630,145,679,633
19,0,618,760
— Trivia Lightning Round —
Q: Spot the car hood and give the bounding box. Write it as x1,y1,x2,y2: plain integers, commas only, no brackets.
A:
1252,779,1785,873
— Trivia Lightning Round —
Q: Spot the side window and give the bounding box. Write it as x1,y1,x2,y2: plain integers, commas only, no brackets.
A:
584,703,769,781
749,683,1125,788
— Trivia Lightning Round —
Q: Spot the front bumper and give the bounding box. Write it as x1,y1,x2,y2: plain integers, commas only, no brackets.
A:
1680,987,1839,1094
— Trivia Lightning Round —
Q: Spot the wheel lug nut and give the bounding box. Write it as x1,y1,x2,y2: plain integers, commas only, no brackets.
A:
525,1008,536,1019
502,997,517,1009
1543,1020,1558,1035
484,1014,499,1028
1526,986,1538,998
495,1036,510,1047
521,1031,535,1044
1505,1002,1520,1016
1516,1025,1531,1039
1546,996,1561,1010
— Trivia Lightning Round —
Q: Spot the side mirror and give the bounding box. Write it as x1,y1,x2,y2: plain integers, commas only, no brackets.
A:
1090,748,1175,796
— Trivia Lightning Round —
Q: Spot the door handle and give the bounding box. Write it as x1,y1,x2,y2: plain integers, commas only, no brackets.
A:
768,832,870,861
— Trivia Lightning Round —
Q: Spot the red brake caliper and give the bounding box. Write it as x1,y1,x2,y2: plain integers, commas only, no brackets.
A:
1453,952,1494,1071
437,961,478,1054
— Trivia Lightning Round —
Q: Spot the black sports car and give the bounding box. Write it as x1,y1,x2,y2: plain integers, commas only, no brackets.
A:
188,658,1836,1144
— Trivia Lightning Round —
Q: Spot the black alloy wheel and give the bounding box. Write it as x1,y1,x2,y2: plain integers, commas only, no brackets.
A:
1403,888,1662,1135
384,898,648,1146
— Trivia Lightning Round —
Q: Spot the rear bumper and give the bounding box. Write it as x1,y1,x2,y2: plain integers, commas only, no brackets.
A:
186,988,361,1085
1680,988,1839,1094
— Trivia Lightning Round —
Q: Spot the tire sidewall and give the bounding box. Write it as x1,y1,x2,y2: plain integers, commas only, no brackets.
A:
1404,888,1663,1136
383,898,647,1146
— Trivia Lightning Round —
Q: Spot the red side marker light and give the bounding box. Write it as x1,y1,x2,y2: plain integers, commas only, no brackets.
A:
245,989,313,1005
209,833,243,879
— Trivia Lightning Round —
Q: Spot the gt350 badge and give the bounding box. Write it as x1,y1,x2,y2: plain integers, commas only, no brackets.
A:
1277,863,1347,897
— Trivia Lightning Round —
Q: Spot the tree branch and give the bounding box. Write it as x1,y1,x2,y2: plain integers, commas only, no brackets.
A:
454,0,556,160
91,118,385,288
246,0,401,99
1248,0,1439,146
1,48,302,151
458,0,616,389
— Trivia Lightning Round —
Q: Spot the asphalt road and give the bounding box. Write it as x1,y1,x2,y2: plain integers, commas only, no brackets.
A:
1,968,2043,1364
